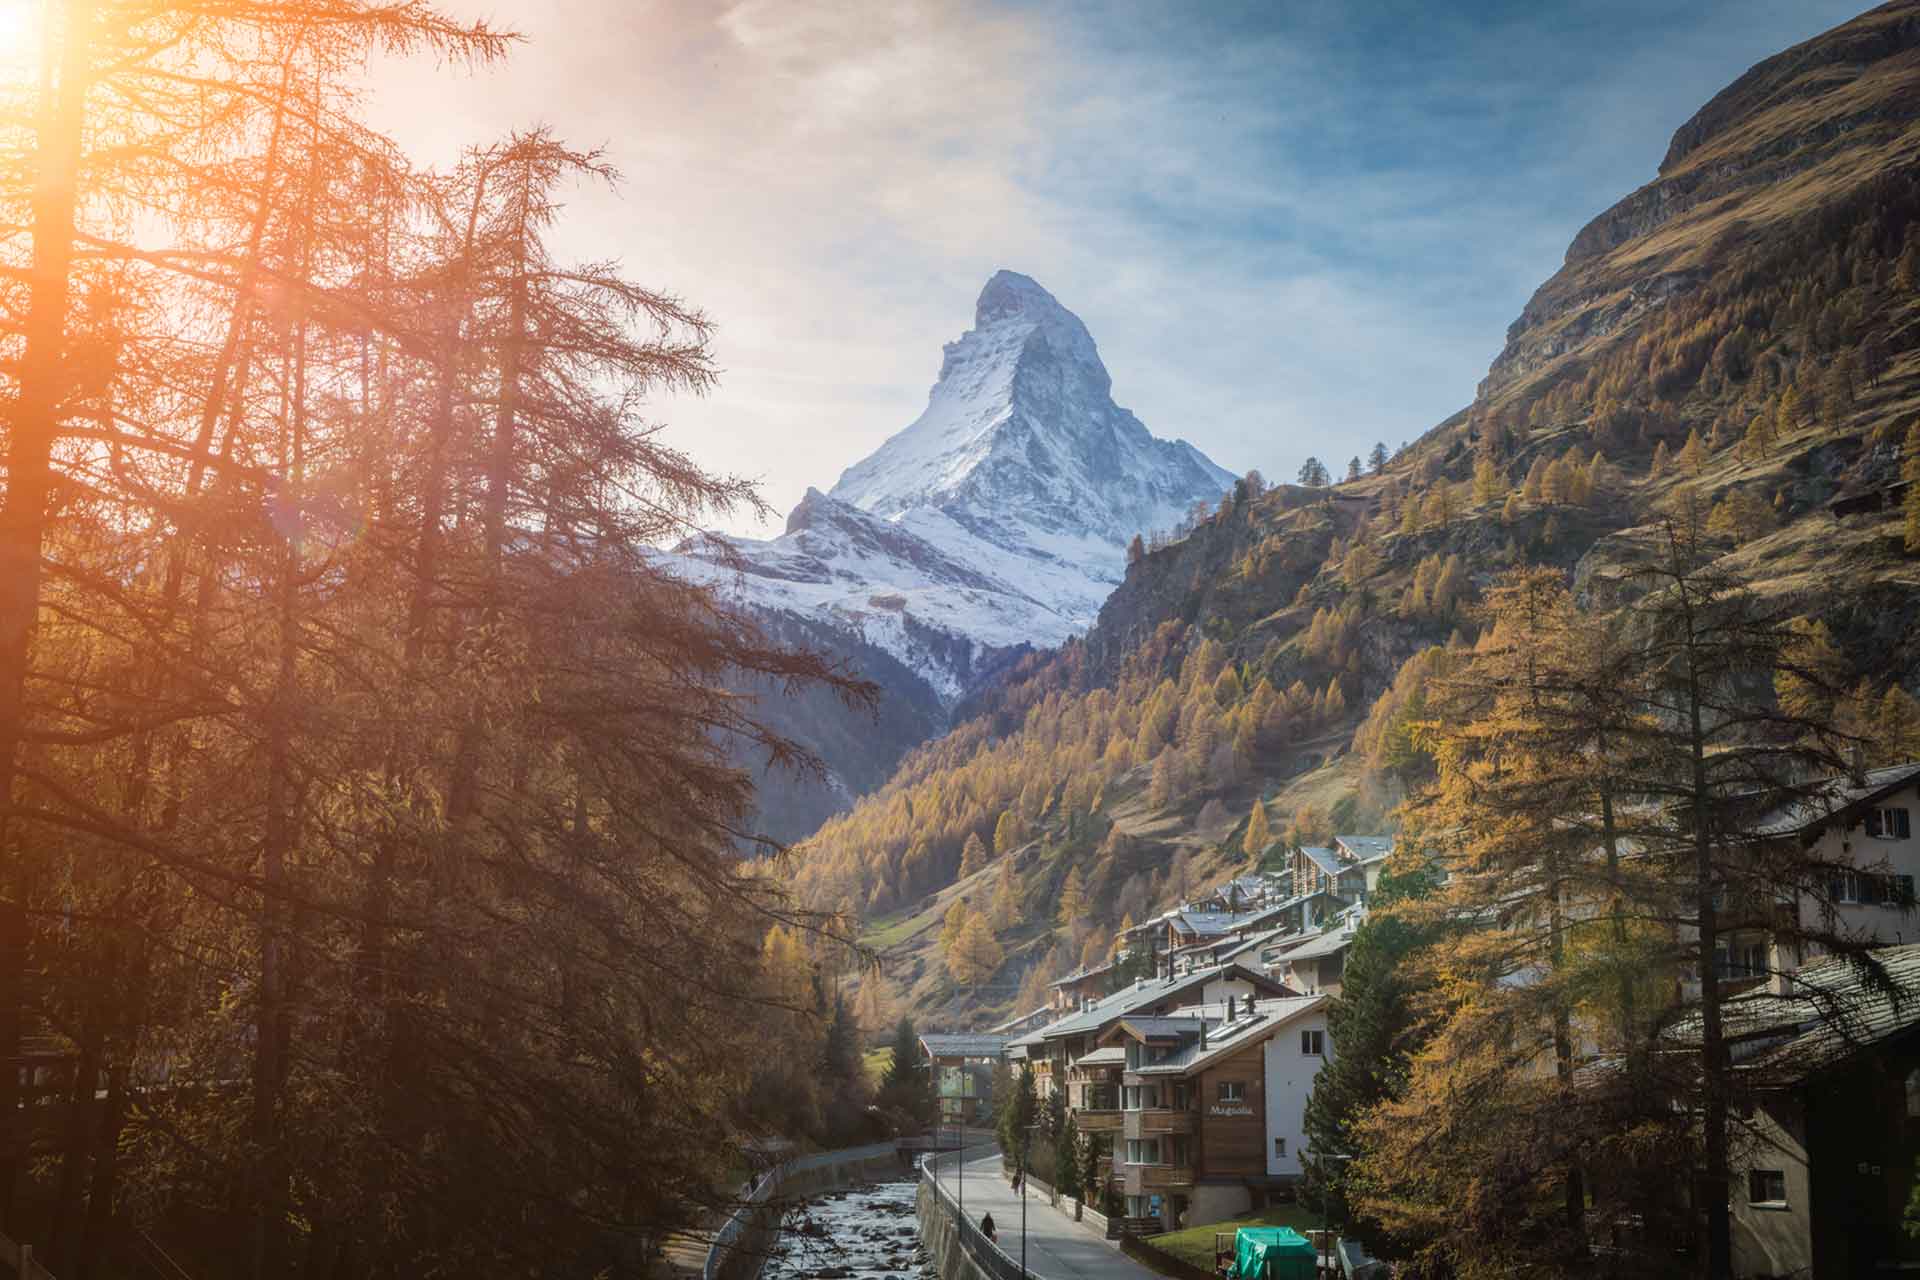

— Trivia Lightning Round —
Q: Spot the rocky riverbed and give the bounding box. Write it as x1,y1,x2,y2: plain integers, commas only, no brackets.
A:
763,1178,934,1280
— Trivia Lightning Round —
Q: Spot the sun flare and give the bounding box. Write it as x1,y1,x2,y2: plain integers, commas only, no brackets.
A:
0,1,39,86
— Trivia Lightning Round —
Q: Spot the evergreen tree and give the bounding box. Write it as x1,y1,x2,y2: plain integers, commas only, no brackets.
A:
1649,439,1671,479
1678,427,1708,475
1347,456,1364,482
879,1016,934,1124
1301,867,1439,1245
1298,456,1332,487
991,856,1022,931
1369,442,1390,474
1244,801,1273,861
1056,867,1090,930
959,831,989,878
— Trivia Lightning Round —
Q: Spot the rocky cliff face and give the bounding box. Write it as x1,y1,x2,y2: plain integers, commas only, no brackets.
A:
1482,0,1920,403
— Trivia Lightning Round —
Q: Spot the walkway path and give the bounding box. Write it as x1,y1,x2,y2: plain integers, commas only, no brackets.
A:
933,1154,1160,1280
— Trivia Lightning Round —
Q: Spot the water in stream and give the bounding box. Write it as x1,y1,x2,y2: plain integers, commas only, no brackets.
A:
763,1178,936,1280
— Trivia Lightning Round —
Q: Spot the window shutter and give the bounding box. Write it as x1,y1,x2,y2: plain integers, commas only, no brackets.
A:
1897,809,1912,840
1868,810,1885,838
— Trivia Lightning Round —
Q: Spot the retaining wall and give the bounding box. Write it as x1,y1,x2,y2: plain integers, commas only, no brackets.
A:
706,1142,907,1280
916,1147,1025,1280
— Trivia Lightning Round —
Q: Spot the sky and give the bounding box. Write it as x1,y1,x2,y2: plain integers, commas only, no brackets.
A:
365,0,1867,538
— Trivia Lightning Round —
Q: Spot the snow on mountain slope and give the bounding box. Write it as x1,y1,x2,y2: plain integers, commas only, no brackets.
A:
830,270,1234,579
676,271,1234,841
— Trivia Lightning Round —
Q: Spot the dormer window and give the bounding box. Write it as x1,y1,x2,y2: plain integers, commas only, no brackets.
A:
1866,807,1912,840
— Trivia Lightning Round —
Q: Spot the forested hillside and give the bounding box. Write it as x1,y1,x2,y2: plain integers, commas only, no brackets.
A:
800,0,1920,1031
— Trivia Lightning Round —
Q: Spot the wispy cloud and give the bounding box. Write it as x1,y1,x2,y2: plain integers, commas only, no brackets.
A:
366,0,1866,532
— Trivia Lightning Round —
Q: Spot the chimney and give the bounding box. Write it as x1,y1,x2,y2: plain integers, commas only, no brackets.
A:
1246,992,1257,1016
1227,996,1237,1022
1199,1021,1207,1050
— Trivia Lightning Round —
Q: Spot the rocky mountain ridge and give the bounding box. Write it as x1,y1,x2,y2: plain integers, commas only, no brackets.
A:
677,272,1234,842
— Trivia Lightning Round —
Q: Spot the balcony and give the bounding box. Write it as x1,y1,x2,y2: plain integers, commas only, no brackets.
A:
1076,1108,1122,1135
1123,1108,1197,1140
1121,1164,1196,1196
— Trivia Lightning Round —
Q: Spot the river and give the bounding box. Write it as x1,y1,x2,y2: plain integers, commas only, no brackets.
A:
762,1176,935,1280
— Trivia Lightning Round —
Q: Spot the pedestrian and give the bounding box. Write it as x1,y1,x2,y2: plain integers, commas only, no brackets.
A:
980,1211,997,1243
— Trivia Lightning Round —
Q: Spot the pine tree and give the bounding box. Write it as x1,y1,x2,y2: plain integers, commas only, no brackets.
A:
994,809,1024,855
1776,384,1803,437
1299,456,1331,487
1522,454,1550,502
1369,442,1390,473
1472,456,1503,506
991,856,1022,931
1678,427,1707,476
1244,802,1273,861
959,831,989,878
950,912,1005,986
1302,867,1439,1241
1347,456,1364,482
1649,439,1671,479
1057,867,1090,930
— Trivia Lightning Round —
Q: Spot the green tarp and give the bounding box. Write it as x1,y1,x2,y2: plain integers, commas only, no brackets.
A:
1231,1227,1316,1279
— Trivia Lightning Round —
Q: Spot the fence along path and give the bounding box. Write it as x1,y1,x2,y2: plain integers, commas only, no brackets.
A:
702,1141,903,1280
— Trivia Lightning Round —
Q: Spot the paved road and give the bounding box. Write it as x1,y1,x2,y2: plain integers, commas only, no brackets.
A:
932,1153,1161,1280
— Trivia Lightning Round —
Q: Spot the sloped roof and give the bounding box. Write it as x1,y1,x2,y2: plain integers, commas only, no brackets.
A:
1335,835,1394,864
1749,762,1920,837
1035,962,1292,1043
1298,845,1343,877
1075,1044,1127,1066
1277,923,1360,964
920,1033,1009,1059
988,1005,1052,1035
1050,959,1115,988
1702,944,1920,1085
1117,1017,1208,1040
1122,996,1328,1077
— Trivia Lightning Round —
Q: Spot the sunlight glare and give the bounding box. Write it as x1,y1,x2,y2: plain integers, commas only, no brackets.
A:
0,1,40,88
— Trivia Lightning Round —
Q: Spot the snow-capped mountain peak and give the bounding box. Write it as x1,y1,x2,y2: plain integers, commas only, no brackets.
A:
674,272,1234,841
828,271,1232,557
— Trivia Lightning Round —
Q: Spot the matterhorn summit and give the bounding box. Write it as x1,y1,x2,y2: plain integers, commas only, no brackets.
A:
831,270,1232,562
673,271,1233,840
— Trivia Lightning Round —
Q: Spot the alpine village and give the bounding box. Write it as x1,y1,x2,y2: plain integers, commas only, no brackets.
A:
8,2,1920,1280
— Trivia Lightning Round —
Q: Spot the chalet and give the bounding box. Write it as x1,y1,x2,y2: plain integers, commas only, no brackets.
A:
1709,762,1920,991
1096,991,1332,1231
919,1033,1008,1125
1050,961,1116,1012
1673,944,1920,1278
1166,909,1275,952
989,1005,1053,1038
1264,907,1365,996
1009,962,1294,1112
1289,835,1394,907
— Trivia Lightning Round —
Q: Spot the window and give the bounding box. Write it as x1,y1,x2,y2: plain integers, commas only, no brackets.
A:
1125,1139,1162,1166
1217,1081,1245,1103
1748,1169,1787,1206
1891,875,1917,908
1832,870,1871,905
1124,1086,1141,1112
1126,1042,1143,1070
1301,1029,1325,1056
1867,807,1913,840
1273,1137,1287,1158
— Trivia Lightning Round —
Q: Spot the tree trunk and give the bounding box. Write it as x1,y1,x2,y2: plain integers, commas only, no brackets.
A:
0,0,93,1227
